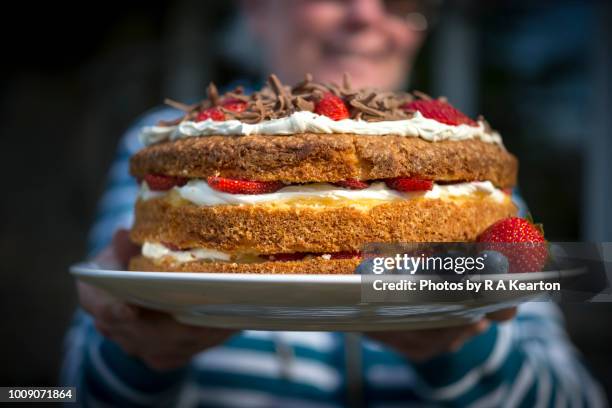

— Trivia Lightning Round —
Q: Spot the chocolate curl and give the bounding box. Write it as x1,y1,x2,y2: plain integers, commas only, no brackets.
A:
268,74,288,110
164,98,196,112
360,91,378,105
207,82,221,106
224,91,249,102
328,83,343,97
342,72,352,92
292,73,314,93
230,111,261,124
303,81,330,95
254,96,267,122
349,99,387,118
413,90,432,100
274,75,298,115
156,117,183,126
295,96,315,112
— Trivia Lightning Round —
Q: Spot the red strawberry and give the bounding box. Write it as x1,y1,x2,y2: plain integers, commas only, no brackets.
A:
333,179,369,190
144,174,188,191
503,188,513,195
161,241,183,251
477,217,547,273
262,253,308,262
222,98,247,113
207,176,284,194
385,177,433,192
315,93,350,120
329,251,362,260
403,99,477,126
196,107,225,121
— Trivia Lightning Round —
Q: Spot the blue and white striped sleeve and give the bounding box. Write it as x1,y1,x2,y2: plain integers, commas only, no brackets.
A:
62,107,188,407
62,311,189,408
410,302,607,407
87,106,182,256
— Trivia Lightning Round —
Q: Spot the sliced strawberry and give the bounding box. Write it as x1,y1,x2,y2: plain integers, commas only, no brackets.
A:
196,107,225,122
329,251,362,260
207,176,284,194
261,253,309,262
144,174,188,191
222,98,247,113
477,217,547,273
503,188,513,195
161,241,183,251
315,93,350,120
403,99,477,126
333,179,369,190
385,177,433,192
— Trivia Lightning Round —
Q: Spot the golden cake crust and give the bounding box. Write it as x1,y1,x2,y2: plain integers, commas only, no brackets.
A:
130,134,518,187
129,255,360,274
130,196,517,254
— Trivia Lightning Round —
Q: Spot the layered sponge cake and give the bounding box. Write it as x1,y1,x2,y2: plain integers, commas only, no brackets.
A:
129,74,517,274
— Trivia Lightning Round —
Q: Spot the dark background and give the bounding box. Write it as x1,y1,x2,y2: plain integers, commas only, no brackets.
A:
1,0,611,398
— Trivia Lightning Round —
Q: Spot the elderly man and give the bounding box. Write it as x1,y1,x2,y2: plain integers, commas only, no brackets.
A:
63,1,605,406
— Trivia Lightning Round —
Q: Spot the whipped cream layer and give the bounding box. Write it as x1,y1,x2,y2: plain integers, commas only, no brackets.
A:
142,242,231,263
140,111,502,147
139,180,506,207
142,242,336,264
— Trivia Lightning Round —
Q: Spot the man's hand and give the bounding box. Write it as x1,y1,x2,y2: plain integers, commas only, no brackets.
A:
78,229,235,371
367,308,516,361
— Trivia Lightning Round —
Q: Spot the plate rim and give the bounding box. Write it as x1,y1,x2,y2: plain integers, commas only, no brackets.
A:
70,261,584,284
70,262,362,284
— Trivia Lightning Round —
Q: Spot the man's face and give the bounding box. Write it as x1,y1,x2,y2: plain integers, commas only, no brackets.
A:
248,0,427,90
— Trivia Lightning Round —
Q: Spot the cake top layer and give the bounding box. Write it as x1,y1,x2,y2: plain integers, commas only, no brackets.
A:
140,74,502,147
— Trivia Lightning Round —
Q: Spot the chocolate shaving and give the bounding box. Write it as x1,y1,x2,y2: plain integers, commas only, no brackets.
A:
413,90,432,101
349,100,387,117
305,82,330,95
360,92,377,105
342,72,352,92
207,83,221,106
295,96,315,112
268,74,294,112
157,117,183,126
164,98,196,112
224,91,249,102
158,73,430,126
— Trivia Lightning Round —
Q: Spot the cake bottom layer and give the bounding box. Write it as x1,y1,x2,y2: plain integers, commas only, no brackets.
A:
131,196,517,254
129,255,361,274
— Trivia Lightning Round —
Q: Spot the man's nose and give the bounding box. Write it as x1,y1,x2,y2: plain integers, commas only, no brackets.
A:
346,0,386,28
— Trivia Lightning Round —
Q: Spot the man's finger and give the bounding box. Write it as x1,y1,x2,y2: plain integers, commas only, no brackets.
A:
77,281,139,323
77,281,111,316
131,311,236,346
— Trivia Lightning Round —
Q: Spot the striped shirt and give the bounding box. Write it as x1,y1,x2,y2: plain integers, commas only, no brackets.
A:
62,107,606,407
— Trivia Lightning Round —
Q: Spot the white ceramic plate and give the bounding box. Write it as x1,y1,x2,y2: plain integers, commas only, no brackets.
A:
70,262,581,331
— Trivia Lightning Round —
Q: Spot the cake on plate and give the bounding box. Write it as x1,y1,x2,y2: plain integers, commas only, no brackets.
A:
128,74,517,274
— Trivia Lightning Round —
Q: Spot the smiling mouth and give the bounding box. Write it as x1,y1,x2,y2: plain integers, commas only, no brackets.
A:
322,43,394,60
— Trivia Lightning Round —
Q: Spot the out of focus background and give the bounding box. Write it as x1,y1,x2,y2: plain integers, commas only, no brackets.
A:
1,0,611,398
